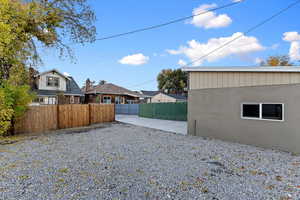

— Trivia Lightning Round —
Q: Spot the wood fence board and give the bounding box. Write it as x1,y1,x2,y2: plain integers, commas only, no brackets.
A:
15,104,115,134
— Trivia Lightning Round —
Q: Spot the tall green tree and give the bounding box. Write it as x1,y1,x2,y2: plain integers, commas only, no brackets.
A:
0,0,96,135
157,69,188,94
0,0,96,80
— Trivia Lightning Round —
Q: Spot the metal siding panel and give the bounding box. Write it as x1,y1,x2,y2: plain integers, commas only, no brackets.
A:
212,72,218,88
222,72,229,88
290,73,298,84
227,72,233,87
245,72,252,86
233,72,240,87
217,72,223,88
281,72,290,84
239,72,246,87
191,73,197,89
198,72,202,89
203,72,208,89
189,71,300,90
267,72,273,85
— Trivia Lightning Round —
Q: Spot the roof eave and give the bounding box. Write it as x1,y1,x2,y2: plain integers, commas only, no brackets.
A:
182,66,300,73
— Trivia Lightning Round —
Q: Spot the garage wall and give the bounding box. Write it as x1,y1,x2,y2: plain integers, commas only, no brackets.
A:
188,84,300,153
189,72,300,90
151,93,176,103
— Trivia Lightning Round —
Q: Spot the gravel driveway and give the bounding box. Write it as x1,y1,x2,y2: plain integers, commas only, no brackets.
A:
1,122,300,200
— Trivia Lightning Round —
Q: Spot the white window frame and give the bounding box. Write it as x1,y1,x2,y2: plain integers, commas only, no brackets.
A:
70,96,75,104
103,96,111,104
46,76,60,87
115,96,121,104
241,103,284,122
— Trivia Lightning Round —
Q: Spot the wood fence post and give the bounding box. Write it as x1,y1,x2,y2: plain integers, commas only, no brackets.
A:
114,104,116,121
57,105,60,129
89,104,92,125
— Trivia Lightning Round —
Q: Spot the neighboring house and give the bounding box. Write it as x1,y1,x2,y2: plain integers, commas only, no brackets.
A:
32,69,84,105
151,92,187,103
84,80,141,104
140,90,160,103
183,66,300,153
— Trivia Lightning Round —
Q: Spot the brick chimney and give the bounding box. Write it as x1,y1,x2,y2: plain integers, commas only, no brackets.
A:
85,78,92,92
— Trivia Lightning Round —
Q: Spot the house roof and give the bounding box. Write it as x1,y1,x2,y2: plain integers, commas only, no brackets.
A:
35,72,84,96
140,90,160,97
37,69,71,79
85,83,140,97
166,93,187,100
154,92,187,100
182,66,300,72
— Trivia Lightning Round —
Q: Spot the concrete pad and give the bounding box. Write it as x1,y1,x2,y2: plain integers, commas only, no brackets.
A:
116,115,187,135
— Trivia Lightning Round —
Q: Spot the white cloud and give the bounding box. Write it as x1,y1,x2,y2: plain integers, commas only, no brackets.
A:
255,57,263,64
270,43,279,50
190,4,232,29
283,32,300,42
178,59,187,67
167,32,265,66
283,32,300,61
289,41,300,61
119,53,149,65
232,0,243,2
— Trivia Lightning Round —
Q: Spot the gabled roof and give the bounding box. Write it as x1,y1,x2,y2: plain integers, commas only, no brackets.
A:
85,83,140,97
35,69,83,96
166,93,187,100
140,90,160,97
182,66,300,72
66,77,84,96
37,69,71,79
154,92,187,100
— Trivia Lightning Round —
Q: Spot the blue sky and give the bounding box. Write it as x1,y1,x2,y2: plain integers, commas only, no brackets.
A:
39,0,300,90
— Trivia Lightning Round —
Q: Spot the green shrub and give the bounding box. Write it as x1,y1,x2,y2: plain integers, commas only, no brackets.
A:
0,82,34,136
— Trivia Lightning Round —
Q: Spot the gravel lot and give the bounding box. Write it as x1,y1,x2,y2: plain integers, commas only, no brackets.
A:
1,122,300,200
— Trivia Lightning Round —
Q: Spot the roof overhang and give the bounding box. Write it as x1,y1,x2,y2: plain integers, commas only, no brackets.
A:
182,66,300,72
36,69,71,80
85,92,140,98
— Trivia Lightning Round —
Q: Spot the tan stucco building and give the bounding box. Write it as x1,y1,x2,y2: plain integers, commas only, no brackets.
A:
151,93,187,103
183,66,300,153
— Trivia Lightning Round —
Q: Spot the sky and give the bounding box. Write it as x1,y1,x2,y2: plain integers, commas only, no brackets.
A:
39,0,300,91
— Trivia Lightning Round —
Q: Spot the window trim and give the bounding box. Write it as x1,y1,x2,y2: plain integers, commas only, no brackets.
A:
241,102,284,122
46,76,60,87
103,96,112,104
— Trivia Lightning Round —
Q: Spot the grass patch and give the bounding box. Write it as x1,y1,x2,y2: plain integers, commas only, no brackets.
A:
0,135,33,145
58,168,69,173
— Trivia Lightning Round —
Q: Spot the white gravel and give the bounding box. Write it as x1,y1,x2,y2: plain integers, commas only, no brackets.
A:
1,122,300,200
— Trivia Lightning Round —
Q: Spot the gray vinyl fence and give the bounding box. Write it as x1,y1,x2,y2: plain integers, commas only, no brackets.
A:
115,104,139,115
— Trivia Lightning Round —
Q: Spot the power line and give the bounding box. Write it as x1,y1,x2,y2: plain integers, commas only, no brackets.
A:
129,79,156,88
95,1,242,41
128,0,300,89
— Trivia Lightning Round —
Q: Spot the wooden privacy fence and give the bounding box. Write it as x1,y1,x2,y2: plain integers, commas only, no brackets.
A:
14,104,115,134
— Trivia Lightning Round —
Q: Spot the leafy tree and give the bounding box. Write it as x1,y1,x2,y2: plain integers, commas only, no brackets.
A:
260,55,294,66
157,69,188,94
0,0,96,135
0,67,34,136
0,0,96,80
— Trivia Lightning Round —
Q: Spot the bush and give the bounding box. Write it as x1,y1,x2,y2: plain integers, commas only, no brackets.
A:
0,90,14,136
0,82,34,136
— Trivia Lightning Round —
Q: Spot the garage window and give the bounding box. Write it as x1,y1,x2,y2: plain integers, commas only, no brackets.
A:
242,104,260,118
241,103,284,121
262,104,283,121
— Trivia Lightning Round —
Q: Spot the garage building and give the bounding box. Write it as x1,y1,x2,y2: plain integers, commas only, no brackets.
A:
183,66,300,153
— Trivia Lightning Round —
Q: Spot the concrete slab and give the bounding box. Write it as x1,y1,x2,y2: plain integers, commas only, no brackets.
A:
116,115,187,135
